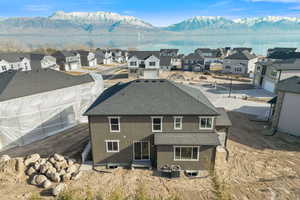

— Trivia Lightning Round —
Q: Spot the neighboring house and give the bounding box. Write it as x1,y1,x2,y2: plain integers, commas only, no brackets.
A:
0,69,103,150
267,47,297,58
111,49,125,63
122,50,128,62
223,50,257,76
0,53,31,73
95,49,113,65
160,56,181,71
194,48,222,69
84,79,231,174
253,59,300,93
76,50,97,67
30,54,58,70
219,47,231,57
182,53,204,71
270,76,300,136
160,49,179,57
230,47,252,55
52,51,81,71
128,51,160,79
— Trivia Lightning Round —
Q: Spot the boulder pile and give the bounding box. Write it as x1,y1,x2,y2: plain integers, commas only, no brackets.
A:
23,153,81,190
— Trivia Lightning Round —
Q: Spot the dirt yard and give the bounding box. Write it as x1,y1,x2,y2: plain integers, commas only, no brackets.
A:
1,112,300,200
215,112,300,200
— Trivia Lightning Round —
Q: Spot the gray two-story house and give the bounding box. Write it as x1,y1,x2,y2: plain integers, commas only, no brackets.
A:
127,51,160,79
52,51,81,71
84,79,231,175
253,59,300,93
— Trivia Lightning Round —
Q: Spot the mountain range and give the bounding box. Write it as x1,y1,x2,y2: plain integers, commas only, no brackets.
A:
1,11,300,34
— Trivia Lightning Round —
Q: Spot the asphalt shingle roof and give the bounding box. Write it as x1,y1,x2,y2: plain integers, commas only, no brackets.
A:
215,108,232,127
225,51,256,60
276,76,300,94
0,69,94,102
128,51,160,60
154,133,220,145
0,53,30,62
85,79,219,116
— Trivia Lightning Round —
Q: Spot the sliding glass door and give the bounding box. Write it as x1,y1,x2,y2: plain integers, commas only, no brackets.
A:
133,141,150,160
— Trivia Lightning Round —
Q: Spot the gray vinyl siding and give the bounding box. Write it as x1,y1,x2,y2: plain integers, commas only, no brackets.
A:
89,115,217,169
156,145,216,171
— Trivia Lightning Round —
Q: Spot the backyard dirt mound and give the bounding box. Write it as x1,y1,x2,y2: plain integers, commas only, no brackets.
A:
0,157,26,183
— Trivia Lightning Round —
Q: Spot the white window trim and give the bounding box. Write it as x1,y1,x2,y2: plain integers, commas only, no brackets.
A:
105,140,120,153
173,146,200,161
173,116,183,130
151,116,163,132
199,117,214,130
108,116,121,133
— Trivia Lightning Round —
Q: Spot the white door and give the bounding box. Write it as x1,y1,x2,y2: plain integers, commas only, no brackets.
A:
263,80,275,93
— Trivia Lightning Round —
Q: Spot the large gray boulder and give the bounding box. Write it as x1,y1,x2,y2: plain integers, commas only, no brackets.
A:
53,153,65,162
42,179,52,189
54,160,68,171
52,183,66,196
62,173,72,182
35,175,48,185
24,154,40,166
26,166,36,176
49,172,61,183
0,155,10,163
66,165,78,174
31,175,48,186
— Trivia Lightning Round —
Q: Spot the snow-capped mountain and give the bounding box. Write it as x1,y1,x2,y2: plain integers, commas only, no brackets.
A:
234,16,300,26
164,16,300,31
49,11,153,28
164,16,234,31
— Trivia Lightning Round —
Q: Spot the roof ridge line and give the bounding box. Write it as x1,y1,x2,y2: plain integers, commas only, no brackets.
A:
168,80,219,115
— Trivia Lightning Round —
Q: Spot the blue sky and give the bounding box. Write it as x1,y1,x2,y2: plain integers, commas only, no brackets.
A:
1,0,300,26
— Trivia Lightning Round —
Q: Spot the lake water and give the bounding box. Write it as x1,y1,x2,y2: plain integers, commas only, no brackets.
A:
1,32,299,55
